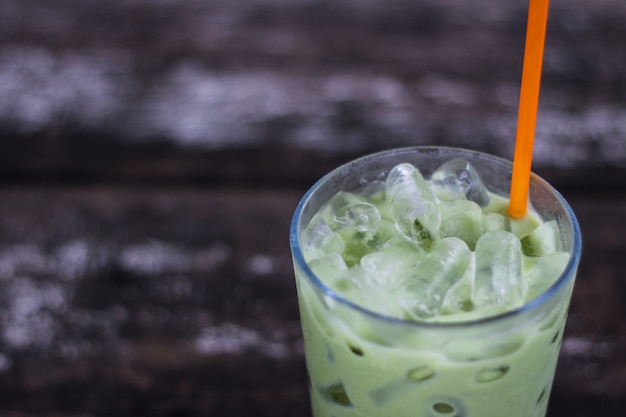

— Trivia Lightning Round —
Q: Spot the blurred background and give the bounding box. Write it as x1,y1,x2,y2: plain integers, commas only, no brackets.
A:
0,0,625,416
1,0,625,187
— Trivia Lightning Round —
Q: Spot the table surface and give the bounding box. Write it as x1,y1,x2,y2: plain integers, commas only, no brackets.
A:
1,1,625,416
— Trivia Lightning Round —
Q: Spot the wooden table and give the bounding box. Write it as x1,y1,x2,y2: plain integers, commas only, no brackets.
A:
0,1,625,416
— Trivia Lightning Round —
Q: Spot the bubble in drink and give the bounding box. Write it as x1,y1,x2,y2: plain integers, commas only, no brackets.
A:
431,158,490,207
473,231,525,308
398,237,472,319
317,381,352,407
386,163,440,248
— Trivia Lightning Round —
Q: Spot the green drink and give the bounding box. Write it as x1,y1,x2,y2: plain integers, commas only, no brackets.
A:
290,147,581,417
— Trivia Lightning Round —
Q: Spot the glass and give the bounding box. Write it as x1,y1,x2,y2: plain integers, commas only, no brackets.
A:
290,146,582,417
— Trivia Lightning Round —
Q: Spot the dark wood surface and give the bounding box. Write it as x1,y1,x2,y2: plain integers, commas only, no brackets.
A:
0,1,625,416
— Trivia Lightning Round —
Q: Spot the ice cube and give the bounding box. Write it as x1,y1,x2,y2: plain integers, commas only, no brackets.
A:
333,201,381,232
472,231,525,308
317,190,387,266
398,237,472,319
360,243,422,289
440,253,475,315
524,251,570,301
431,158,490,207
385,163,440,248
301,215,345,261
338,264,364,289
308,253,348,283
358,287,408,318
439,199,484,250
483,212,510,232
339,219,396,267
344,265,407,317
326,191,364,214
318,191,365,231
360,177,387,204
509,212,543,238
521,220,560,256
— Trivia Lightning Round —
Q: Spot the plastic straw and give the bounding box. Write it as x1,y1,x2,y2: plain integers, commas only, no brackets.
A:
508,0,550,219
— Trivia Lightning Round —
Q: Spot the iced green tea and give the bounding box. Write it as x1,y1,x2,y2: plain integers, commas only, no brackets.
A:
290,147,581,417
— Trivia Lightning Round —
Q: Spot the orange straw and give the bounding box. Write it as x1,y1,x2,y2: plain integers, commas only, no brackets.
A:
508,0,550,219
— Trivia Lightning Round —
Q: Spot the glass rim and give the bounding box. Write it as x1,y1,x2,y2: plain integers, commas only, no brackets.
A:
289,146,583,329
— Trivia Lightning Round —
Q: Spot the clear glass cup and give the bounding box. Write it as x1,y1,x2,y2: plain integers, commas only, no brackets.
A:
290,146,582,417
